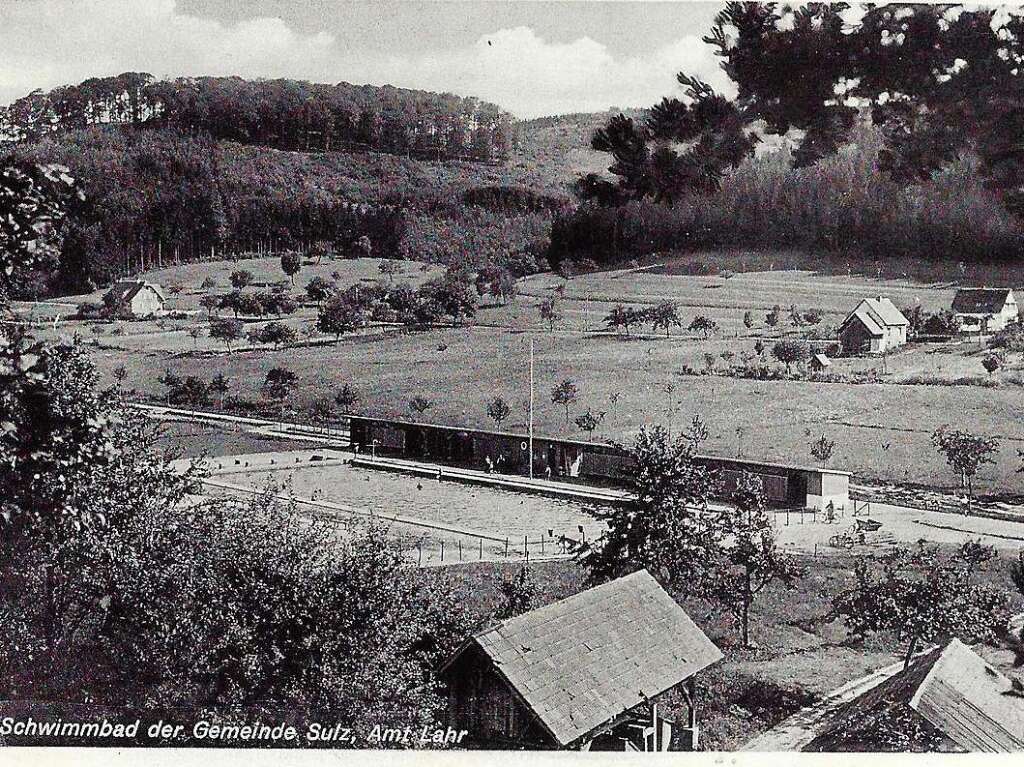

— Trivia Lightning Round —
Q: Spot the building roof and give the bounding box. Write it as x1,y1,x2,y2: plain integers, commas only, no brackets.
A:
348,415,852,477
105,279,166,305
810,353,831,368
952,288,1014,315
807,639,1024,753
839,297,909,336
442,569,722,747
909,639,1024,753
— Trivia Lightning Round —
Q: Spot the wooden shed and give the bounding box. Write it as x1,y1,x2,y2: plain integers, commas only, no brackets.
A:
440,569,723,751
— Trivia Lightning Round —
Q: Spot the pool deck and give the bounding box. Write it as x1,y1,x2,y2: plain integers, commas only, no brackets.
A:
350,454,630,505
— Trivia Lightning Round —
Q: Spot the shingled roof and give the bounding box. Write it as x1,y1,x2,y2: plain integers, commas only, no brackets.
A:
952,288,1014,315
806,639,1024,753
443,569,722,747
910,639,1024,752
105,279,166,304
839,297,909,336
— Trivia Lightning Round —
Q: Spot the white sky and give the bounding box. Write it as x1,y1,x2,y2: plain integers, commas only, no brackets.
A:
0,0,732,118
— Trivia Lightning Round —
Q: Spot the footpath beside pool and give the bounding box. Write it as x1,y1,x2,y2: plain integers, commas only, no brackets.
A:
350,454,630,505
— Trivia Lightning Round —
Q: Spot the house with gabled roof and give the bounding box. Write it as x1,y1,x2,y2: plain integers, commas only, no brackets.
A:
439,569,723,751
838,296,910,355
951,288,1018,334
103,279,166,318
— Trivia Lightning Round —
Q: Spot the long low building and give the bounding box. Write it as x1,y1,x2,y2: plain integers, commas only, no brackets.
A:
347,415,849,511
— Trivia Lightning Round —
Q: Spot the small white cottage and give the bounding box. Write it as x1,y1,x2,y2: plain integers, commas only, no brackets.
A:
103,280,166,318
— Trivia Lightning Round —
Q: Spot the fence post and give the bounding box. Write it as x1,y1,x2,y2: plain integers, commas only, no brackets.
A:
417,544,422,567
524,535,528,556
541,535,545,555
786,509,790,526
459,540,463,561
479,538,483,560
505,538,509,558
441,540,444,562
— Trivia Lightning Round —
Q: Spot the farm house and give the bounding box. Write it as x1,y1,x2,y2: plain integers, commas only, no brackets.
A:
440,569,722,751
838,296,910,355
103,279,166,317
951,288,1019,334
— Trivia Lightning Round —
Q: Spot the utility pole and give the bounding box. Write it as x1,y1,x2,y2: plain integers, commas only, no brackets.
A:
529,338,534,479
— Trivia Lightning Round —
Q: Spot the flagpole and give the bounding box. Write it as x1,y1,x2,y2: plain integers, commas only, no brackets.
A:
529,338,534,479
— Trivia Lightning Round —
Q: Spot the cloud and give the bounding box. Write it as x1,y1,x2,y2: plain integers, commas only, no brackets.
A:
0,1,729,118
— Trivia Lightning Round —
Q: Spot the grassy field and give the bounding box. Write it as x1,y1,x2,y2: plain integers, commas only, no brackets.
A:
423,552,1023,751
34,252,1024,495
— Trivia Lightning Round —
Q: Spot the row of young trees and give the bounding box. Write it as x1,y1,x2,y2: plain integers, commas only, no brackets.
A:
1,74,515,162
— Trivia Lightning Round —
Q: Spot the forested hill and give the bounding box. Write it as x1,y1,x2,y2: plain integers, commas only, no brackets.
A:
0,74,514,162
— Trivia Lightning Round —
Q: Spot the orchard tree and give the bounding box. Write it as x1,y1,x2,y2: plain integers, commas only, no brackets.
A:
575,409,605,439
711,472,803,646
647,300,682,337
280,251,302,285
408,396,434,418
209,373,230,408
230,269,254,289
550,379,579,424
318,293,366,339
688,315,718,339
486,397,512,430
982,352,1005,376
305,276,333,309
334,384,360,414
378,259,401,283
772,340,809,372
765,306,781,329
931,427,999,514
834,541,1009,667
199,293,221,318
308,397,335,434
209,317,243,352
495,566,537,620
743,311,755,330
158,368,182,405
810,434,836,467
256,322,297,350
605,304,642,337
187,324,204,349
262,367,298,411
539,296,561,332
581,421,723,588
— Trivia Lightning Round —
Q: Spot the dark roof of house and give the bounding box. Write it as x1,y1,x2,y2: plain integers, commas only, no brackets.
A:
105,280,166,304
810,353,831,368
839,297,909,335
807,640,1024,753
952,288,1014,315
441,569,722,747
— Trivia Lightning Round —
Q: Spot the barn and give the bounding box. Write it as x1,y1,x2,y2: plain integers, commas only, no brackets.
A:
103,279,166,317
838,296,909,355
440,569,723,751
951,288,1018,334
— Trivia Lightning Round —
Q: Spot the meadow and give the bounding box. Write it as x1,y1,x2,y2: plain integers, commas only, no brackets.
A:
28,252,1024,496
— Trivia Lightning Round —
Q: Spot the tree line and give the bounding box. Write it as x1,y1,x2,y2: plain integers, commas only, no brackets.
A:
1,74,514,163
563,3,1024,267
